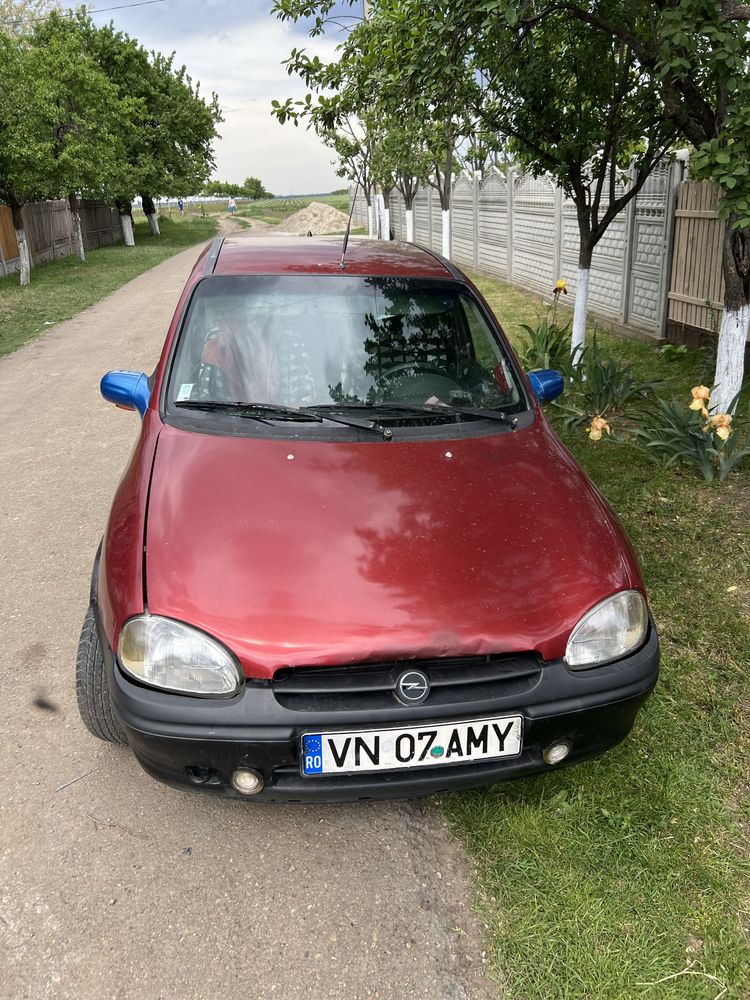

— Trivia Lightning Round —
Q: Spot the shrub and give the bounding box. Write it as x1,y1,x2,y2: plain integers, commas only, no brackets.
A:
558,336,662,430
517,316,575,375
630,387,750,482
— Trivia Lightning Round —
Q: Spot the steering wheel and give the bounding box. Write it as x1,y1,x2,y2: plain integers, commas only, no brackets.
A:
380,361,454,381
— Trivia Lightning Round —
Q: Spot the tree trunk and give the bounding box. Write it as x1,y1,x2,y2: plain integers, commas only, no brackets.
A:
142,194,160,236
367,203,375,239
405,208,414,242
116,199,135,246
441,209,450,259
11,203,31,286
375,193,385,239
69,194,85,262
571,239,595,360
712,219,750,413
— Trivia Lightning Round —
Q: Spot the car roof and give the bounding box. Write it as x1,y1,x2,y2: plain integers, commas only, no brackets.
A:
209,236,455,279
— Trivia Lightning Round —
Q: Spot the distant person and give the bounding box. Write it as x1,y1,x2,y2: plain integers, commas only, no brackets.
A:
178,197,185,215
228,197,237,215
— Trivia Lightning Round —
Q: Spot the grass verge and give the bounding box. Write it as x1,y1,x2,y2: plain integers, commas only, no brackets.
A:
442,272,750,1000
0,214,218,359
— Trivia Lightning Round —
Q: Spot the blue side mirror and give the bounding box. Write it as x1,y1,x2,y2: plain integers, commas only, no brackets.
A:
100,370,150,417
528,369,564,405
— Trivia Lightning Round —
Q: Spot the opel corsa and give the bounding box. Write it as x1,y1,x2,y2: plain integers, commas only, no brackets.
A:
76,235,659,801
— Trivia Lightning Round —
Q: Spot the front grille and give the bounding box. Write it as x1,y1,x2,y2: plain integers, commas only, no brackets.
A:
271,653,542,712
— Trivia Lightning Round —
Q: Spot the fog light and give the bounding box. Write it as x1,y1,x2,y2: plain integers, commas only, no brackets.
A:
231,768,264,795
543,740,572,765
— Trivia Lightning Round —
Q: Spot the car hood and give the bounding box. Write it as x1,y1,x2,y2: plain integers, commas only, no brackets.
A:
145,421,640,678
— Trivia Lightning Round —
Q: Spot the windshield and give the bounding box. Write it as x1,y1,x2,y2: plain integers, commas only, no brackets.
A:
168,275,526,420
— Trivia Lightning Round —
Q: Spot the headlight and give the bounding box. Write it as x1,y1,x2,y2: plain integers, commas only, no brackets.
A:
565,590,648,668
118,616,242,697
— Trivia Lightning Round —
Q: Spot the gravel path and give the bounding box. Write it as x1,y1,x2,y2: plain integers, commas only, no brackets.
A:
0,241,493,1000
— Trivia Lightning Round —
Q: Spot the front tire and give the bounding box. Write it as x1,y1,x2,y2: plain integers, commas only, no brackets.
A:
76,607,127,744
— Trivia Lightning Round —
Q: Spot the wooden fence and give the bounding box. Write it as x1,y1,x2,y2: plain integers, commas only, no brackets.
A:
666,180,726,345
0,199,122,276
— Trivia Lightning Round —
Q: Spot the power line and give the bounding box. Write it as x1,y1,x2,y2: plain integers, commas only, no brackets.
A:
1,0,167,29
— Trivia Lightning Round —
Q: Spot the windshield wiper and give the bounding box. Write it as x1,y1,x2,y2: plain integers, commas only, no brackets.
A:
174,399,392,439
301,405,392,439
173,400,283,424
313,401,514,427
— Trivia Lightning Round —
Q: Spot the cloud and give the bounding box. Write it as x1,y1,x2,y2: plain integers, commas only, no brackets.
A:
89,0,350,194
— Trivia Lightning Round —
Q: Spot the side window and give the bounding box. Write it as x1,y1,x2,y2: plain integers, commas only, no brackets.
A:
460,297,520,406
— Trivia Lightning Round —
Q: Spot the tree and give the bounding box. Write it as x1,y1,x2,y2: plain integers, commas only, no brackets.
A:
242,176,273,199
273,0,478,257
370,121,431,240
30,14,139,261
202,180,243,196
0,32,52,283
74,16,222,240
468,3,677,357
514,0,750,409
0,0,58,35
0,22,135,282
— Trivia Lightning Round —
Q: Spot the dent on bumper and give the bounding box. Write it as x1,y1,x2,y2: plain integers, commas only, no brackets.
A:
101,618,659,803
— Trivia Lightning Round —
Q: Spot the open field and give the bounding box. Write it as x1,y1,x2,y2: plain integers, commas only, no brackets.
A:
443,271,750,1000
0,215,218,359
234,193,350,226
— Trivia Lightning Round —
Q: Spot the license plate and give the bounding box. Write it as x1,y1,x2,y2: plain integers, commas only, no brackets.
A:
300,715,523,776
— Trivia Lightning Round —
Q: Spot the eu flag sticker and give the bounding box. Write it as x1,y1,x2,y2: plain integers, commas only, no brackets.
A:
302,734,323,775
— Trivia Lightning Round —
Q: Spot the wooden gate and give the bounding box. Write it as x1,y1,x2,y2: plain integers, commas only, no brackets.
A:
666,181,725,344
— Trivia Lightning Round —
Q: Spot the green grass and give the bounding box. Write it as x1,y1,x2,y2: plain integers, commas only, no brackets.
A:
0,214,218,359
442,272,750,1000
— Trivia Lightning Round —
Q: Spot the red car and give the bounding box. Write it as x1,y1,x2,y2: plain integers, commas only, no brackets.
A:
76,236,658,801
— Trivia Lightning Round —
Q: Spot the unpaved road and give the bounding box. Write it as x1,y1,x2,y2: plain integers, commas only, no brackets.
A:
0,240,491,1000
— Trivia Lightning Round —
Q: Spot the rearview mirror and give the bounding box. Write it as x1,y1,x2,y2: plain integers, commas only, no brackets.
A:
100,370,150,417
528,369,564,405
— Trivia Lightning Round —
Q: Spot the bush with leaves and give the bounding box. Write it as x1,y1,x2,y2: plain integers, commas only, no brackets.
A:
556,336,662,431
629,387,750,483
518,316,575,376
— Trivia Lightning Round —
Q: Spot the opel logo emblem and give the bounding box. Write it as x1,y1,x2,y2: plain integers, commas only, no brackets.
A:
395,669,430,706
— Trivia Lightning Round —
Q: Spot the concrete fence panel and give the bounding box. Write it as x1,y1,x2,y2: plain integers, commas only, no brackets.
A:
351,158,683,338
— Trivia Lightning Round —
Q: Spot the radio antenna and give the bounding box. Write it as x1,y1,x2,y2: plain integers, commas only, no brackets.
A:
338,181,360,270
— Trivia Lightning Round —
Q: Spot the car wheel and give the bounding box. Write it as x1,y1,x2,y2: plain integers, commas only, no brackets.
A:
76,606,128,744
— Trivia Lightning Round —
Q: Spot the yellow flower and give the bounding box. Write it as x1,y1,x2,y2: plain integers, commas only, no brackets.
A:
710,412,732,429
690,385,711,402
555,278,567,291
586,415,610,441
688,398,705,411
715,425,731,441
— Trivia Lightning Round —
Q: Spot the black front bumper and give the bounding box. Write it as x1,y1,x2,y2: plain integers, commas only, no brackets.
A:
99,613,659,803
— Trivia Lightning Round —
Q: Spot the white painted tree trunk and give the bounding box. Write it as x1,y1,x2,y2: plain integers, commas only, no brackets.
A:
571,268,590,361
14,226,31,286
712,303,750,413
120,214,135,246
367,205,375,238
71,207,85,262
146,213,160,236
405,208,414,242
441,209,450,259
376,193,385,239
383,207,390,241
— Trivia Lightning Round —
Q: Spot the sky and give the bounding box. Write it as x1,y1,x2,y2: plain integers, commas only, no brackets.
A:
84,0,354,195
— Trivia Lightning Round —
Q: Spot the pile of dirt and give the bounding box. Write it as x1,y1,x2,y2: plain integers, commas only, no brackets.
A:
278,200,351,235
